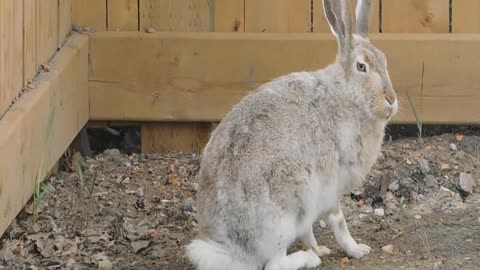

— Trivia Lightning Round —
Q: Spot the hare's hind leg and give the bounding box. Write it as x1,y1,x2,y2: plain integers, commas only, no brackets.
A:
328,204,371,259
301,226,331,257
264,249,321,270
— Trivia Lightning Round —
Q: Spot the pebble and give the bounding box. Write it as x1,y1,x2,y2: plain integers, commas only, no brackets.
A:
340,257,349,263
98,260,113,270
388,181,400,192
104,148,121,157
414,215,422,220
424,175,436,188
450,143,457,151
382,244,394,255
459,172,475,194
374,208,385,217
418,158,430,173
135,187,145,198
319,220,327,228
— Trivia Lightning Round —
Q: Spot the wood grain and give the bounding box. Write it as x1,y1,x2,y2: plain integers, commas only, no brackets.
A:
245,0,311,32
452,0,480,33
107,0,139,31
0,34,89,237
72,0,107,31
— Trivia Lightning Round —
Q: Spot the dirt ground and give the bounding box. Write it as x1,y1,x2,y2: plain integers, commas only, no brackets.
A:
1,132,480,270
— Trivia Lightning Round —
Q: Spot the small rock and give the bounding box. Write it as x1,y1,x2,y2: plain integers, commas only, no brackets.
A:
98,260,113,270
131,240,150,253
183,197,197,213
388,181,400,192
191,182,199,192
455,134,464,142
450,143,457,151
374,208,385,217
459,172,475,194
135,187,145,198
384,192,398,210
319,220,327,228
418,158,430,173
66,258,76,268
104,148,121,157
414,215,422,220
356,200,365,208
146,245,166,259
146,27,156,33
340,257,349,263
382,244,394,255
424,175,436,188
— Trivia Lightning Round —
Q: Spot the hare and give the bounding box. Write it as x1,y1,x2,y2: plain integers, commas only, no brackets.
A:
186,0,398,269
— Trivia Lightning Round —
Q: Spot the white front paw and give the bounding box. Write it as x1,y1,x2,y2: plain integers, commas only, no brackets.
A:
304,250,322,268
345,243,371,259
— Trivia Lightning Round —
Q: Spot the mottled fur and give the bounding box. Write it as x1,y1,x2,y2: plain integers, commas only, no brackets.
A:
186,1,398,269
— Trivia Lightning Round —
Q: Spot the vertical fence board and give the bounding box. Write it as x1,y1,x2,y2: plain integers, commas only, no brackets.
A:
0,0,24,115
140,0,212,32
24,0,37,85
37,0,59,66
72,0,107,31
107,0,139,31
139,0,213,153
452,0,480,33
245,0,311,32
313,0,380,33
58,0,72,47
215,0,245,32
382,0,449,33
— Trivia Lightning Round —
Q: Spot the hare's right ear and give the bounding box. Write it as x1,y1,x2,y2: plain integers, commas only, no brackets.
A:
323,0,353,60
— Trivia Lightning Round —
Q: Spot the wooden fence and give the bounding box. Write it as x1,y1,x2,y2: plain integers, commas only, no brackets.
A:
0,0,72,117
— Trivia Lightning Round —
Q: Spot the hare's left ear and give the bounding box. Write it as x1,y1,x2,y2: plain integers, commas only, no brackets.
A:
356,0,371,38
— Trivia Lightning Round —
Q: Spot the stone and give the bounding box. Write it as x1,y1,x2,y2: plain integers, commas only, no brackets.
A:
424,175,436,188
459,172,475,194
388,181,400,192
418,158,430,173
374,208,385,217
450,143,457,151
183,197,197,213
382,244,394,255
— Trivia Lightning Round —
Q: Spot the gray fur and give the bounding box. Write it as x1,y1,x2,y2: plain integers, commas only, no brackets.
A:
186,0,398,269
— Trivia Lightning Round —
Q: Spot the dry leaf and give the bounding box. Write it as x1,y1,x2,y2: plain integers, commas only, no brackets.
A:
168,174,180,186
340,257,349,263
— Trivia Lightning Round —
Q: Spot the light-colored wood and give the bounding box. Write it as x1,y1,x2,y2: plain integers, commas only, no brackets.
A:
215,0,245,32
24,0,38,85
58,0,72,47
0,0,24,115
0,34,89,237
72,0,107,31
139,0,212,32
313,0,380,33
37,0,59,66
89,32,480,124
107,0,139,31
452,0,480,33
382,0,449,33
141,122,213,153
245,0,311,32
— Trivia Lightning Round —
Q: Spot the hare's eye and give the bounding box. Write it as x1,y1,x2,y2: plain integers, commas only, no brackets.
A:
357,62,367,72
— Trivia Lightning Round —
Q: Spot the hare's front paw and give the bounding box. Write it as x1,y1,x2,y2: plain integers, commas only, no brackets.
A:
345,243,371,259
304,250,322,268
313,245,331,257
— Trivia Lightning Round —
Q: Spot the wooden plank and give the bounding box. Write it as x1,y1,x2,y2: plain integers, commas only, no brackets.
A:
245,0,311,32
89,32,480,125
0,34,89,237
452,0,480,33
107,0,138,31
24,0,38,85
139,0,212,32
141,122,213,153
313,0,380,33
72,0,107,31
382,0,449,33
215,0,245,32
0,0,24,115
58,0,72,47
37,0,59,67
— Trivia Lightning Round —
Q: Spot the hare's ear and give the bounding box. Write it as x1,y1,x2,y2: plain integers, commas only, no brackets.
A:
323,0,353,58
356,0,371,38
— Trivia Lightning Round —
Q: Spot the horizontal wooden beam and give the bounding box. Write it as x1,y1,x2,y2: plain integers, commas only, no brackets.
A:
0,34,89,236
89,32,480,124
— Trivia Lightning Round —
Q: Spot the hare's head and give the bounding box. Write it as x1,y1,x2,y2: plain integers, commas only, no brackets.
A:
323,0,398,121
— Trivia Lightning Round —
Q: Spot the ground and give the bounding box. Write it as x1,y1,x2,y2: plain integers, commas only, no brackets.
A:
1,132,480,270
